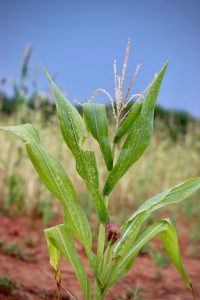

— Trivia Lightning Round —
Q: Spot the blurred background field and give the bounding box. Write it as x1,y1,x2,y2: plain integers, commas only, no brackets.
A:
0,43,200,242
1,98,200,225
0,66,200,298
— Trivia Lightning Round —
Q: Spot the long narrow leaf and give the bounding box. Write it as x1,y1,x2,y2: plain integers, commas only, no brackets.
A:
42,68,87,155
26,142,92,253
0,124,40,143
104,61,169,195
115,177,200,257
76,149,109,223
0,124,92,254
43,67,109,224
45,224,90,300
45,234,61,281
114,102,143,144
128,177,200,223
106,220,168,290
108,219,192,293
160,220,192,290
83,103,113,170
114,212,147,256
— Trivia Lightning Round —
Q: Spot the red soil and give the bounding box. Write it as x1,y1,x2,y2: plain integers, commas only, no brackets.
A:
0,215,199,300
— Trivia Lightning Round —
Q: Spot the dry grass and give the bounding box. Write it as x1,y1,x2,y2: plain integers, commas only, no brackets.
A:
0,112,199,227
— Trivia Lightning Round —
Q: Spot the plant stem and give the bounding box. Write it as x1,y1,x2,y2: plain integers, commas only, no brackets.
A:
93,281,102,300
93,224,104,300
93,196,109,299
96,223,105,266
99,245,113,284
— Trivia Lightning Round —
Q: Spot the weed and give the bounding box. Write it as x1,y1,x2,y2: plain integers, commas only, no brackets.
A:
2,243,22,258
117,284,143,300
25,236,38,247
0,276,18,295
0,238,3,248
1,242,37,262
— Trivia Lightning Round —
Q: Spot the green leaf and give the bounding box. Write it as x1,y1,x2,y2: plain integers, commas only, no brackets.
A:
83,103,113,170
107,219,192,291
43,67,109,224
128,177,200,223
109,220,192,293
45,224,90,300
103,61,169,195
114,212,147,257
26,143,92,253
0,124,92,254
105,220,168,290
45,233,61,281
113,102,143,144
42,68,87,156
160,220,192,291
115,177,200,257
75,149,109,224
0,124,40,143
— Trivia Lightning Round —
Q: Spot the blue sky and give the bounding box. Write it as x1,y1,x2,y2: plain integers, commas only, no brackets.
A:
0,0,200,117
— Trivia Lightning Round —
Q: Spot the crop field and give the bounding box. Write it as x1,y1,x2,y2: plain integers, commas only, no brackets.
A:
0,104,200,299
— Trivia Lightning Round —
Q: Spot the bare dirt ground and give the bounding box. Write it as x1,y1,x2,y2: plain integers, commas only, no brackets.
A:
0,215,199,300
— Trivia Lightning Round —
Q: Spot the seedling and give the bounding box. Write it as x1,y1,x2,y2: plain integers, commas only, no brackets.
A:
25,236,38,248
1,242,36,262
0,276,18,295
2,243,22,258
1,40,200,299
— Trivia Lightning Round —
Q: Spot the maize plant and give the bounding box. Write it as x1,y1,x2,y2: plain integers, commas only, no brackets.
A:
1,41,200,299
